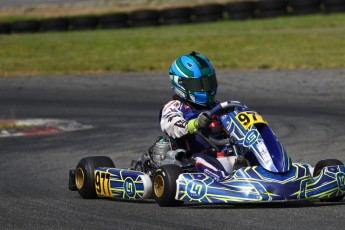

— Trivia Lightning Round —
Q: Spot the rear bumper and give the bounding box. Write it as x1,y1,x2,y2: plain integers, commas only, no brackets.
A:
68,169,77,191
96,168,152,199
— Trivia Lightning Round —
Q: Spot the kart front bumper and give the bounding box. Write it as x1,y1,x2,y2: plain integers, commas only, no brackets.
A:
176,163,345,203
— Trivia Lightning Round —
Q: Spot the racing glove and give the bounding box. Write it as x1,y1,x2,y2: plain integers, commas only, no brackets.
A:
187,112,212,134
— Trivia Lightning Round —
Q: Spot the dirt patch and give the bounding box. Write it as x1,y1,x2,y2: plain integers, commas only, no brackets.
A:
0,0,230,19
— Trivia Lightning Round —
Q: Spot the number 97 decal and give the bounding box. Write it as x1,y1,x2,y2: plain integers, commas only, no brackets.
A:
95,170,112,197
235,111,267,130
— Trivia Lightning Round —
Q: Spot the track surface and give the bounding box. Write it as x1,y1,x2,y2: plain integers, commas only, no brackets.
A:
1,69,345,229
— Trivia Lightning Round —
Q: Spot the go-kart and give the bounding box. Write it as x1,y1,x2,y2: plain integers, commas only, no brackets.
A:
68,100,345,206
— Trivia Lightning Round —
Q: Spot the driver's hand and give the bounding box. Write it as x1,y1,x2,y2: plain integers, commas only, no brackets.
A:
187,112,212,134
197,112,212,129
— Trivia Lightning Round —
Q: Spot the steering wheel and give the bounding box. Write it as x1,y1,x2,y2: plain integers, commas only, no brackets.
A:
197,100,246,150
209,100,245,115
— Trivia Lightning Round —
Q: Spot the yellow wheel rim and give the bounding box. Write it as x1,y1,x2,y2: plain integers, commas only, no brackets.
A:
154,174,164,198
75,167,85,190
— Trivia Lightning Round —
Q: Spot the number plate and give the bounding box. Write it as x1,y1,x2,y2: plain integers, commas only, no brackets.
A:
95,170,112,197
235,111,267,130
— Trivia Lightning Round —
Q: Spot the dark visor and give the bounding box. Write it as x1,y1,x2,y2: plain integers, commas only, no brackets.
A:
181,74,217,92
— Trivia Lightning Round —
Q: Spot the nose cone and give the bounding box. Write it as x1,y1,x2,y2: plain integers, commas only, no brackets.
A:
254,125,291,173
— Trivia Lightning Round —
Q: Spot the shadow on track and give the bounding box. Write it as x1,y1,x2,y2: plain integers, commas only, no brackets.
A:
77,196,345,209
182,200,345,209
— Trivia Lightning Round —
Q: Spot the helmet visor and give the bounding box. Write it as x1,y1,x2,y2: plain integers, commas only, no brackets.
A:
181,74,218,92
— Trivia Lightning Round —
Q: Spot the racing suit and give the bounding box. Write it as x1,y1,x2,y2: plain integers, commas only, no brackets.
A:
160,96,230,181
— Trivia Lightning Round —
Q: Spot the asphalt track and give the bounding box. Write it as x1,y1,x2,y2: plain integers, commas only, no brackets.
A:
1,69,345,229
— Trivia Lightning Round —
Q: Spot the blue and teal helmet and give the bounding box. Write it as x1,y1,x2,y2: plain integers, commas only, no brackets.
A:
169,51,218,106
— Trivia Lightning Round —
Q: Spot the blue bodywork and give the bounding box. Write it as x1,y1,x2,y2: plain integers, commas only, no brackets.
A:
174,101,345,203
176,164,345,203
93,168,152,200
219,105,290,173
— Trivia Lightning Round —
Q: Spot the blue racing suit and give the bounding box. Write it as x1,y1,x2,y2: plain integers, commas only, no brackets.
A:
160,97,230,181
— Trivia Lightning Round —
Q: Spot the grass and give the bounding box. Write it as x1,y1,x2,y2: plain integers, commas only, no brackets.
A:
0,13,344,76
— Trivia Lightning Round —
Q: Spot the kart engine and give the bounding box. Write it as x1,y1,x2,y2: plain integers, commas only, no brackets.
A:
130,136,196,176
152,137,171,164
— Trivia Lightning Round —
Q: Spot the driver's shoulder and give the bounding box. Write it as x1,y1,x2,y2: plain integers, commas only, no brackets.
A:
162,100,183,111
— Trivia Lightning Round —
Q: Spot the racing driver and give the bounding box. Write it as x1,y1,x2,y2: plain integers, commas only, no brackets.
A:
160,51,238,181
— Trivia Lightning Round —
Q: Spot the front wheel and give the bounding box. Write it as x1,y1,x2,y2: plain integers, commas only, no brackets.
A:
313,159,345,202
75,156,115,199
152,164,184,207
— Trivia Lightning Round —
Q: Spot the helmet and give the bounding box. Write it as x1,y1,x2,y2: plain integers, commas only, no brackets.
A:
169,51,218,106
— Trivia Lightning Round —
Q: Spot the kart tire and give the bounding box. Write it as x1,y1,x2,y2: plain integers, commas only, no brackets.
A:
224,1,255,20
40,17,69,32
161,6,191,18
152,164,184,207
323,0,345,13
192,3,224,23
289,0,321,15
255,0,288,18
75,156,115,199
324,4,345,13
70,16,99,31
161,7,191,25
0,22,11,34
11,20,40,33
99,13,128,29
313,159,345,202
323,0,345,3
129,9,160,27
289,0,321,7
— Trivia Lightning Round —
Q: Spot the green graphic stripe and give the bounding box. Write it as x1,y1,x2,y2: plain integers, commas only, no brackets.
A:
188,55,212,77
307,187,339,199
176,58,194,77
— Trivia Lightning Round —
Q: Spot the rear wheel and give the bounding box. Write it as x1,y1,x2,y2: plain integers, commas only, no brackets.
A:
313,159,345,202
152,164,184,207
75,156,115,199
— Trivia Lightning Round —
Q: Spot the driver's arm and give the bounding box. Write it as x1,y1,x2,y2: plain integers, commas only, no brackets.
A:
160,100,188,139
160,100,211,139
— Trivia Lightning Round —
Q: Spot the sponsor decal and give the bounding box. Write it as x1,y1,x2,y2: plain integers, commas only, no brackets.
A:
124,177,136,198
204,169,220,181
257,141,272,162
186,180,207,200
243,129,259,147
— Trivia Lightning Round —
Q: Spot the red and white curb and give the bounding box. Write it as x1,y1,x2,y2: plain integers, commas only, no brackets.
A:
0,119,93,138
